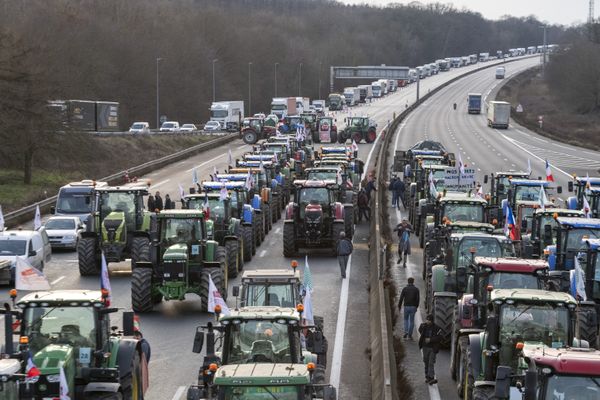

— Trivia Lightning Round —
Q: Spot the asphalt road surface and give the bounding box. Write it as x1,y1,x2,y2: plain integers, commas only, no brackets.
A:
2,55,536,400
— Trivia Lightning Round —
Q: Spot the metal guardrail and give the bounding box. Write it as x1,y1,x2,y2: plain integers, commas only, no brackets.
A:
5,133,239,226
369,55,538,400
91,130,232,137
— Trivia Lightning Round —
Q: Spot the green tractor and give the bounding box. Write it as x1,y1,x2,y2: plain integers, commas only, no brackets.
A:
78,183,152,276
131,209,228,313
338,116,377,144
5,290,148,399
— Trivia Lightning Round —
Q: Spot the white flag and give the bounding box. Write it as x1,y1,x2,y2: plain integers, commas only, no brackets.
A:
219,185,228,201
34,205,41,231
458,152,465,175
476,185,484,198
539,185,549,211
207,274,230,315
572,257,587,301
245,172,253,190
583,196,592,218
178,184,185,199
303,289,314,326
59,365,70,400
0,205,4,231
351,140,359,152
15,257,50,291
527,158,532,175
192,168,199,185
100,253,112,305
227,149,233,165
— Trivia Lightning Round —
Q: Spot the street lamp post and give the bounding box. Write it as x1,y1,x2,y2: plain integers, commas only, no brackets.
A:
318,61,322,100
248,62,252,115
212,59,218,102
274,62,279,97
540,25,547,77
156,57,162,129
298,62,303,97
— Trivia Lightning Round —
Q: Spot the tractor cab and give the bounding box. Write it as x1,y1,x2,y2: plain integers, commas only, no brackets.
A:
502,179,556,216
237,267,302,308
484,171,530,207
522,208,584,258
545,217,600,271
575,238,600,304
566,176,600,218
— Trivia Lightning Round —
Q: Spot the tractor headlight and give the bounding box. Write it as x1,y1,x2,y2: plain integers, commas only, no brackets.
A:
46,374,61,383
26,375,40,383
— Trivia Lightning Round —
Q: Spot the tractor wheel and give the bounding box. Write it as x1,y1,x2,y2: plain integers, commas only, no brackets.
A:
425,275,433,314
332,223,344,254
116,349,143,400
251,223,257,254
312,131,320,143
330,131,337,143
130,237,150,269
351,132,362,144
242,130,258,144
266,204,273,232
259,212,265,242
271,200,278,223
473,386,495,400
337,132,346,144
312,366,327,397
242,226,253,261
433,295,455,348
578,305,598,348
422,245,428,281
461,342,475,400
254,218,262,247
215,246,228,297
344,206,354,239
225,240,239,279
449,314,460,380
200,267,226,312
78,237,100,276
283,223,296,257
456,336,469,396
131,268,154,313
366,128,377,143
419,222,426,248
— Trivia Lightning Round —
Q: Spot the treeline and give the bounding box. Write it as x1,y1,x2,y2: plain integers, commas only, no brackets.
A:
0,0,564,182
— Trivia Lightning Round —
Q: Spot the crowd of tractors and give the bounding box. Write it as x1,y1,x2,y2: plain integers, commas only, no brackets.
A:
395,140,600,400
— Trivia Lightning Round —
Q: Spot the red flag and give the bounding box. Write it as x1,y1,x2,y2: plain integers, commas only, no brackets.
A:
545,159,554,182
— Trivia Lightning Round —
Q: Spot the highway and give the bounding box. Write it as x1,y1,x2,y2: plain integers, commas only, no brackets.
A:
1,55,537,400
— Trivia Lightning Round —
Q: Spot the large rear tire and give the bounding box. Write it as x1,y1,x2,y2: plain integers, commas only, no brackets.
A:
472,386,495,400
78,237,100,276
242,130,258,144
215,246,228,296
271,200,278,223
433,295,455,348
283,223,296,257
130,237,150,269
225,240,239,279
118,349,143,400
200,267,225,312
131,268,154,313
578,305,598,348
242,226,253,261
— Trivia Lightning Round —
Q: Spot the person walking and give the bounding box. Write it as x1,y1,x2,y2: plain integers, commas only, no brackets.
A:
364,176,377,201
154,191,164,211
393,178,406,210
418,314,442,385
389,175,398,208
336,231,353,279
394,219,413,267
134,329,151,363
147,194,155,211
398,277,420,340
164,194,173,210
357,189,370,222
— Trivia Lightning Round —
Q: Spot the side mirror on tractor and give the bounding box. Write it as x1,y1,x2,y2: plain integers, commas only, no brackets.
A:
568,181,574,192
192,329,204,354
232,285,240,297
557,186,562,194
483,175,488,184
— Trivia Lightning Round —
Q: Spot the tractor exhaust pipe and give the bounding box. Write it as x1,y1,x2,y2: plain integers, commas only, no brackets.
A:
3,303,14,355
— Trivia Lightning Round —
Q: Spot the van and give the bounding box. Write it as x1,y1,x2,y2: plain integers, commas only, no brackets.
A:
0,229,52,284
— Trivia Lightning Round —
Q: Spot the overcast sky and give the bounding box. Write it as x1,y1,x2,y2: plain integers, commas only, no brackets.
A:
339,1,589,26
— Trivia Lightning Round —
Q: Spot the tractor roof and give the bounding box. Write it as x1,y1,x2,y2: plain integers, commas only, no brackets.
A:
293,179,336,188
575,176,600,186
583,238,600,250
229,168,262,174
238,160,274,168
509,179,550,187
516,200,555,208
408,140,446,152
320,146,350,154
451,231,507,241
424,165,451,171
18,290,104,306
96,183,150,193
244,154,276,161
411,150,443,156
202,181,246,191
523,347,600,376
213,363,311,386
533,208,583,217
221,306,300,322
440,192,486,204
448,221,496,233
556,217,600,229
215,174,252,181
305,167,341,173
475,257,548,273
490,289,576,305
158,209,205,218
495,171,529,178
241,269,301,283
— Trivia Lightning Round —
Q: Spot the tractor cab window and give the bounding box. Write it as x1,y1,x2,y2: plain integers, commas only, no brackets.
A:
306,171,339,182
514,185,544,202
535,214,561,243
162,218,202,243
544,375,600,400
221,386,300,399
244,284,296,308
443,203,484,223
298,188,330,206
100,192,135,217
519,206,535,233
249,120,262,130
187,198,204,211
487,272,541,291
207,198,226,222
457,238,502,267
225,320,296,364
24,305,97,357
563,228,600,250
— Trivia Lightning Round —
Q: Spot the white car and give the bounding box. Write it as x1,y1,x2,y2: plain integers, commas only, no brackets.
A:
159,121,180,132
180,124,198,132
129,122,150,133
44,216,84,250
253,113,266,119
0,229,52,284
203,121,222,131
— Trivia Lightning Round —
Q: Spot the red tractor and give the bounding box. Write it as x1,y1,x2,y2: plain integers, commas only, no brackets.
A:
241,117,277,144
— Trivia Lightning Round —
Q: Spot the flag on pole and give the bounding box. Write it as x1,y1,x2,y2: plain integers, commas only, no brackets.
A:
428,172,438,198
245,172,253,190
303,289,314,325
15,257,50,291
100,253,112,306
475,185,484,198
26,352,40,378
203,194,210,218
207,273,230,315
219,185,228,201
34,205,42,231
303,255,314,293
192,168,199,185
527,158,532,175
545,159,554,182
0,205,4,231
458,153,465,175
213,166,218,177
539,185,549,211
504,205,518,240
178,184,185,199
571,256,587,301
351,139,359,152
586,173,592,190
59,365,71,400
583,196,592,218
227,149,233,165
273,151,279,163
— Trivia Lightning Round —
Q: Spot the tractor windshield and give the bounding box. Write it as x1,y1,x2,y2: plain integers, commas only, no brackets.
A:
590,252,600,302
161,218,203,243
306,171,339,182
298,187,330,206
244,283,297,308
518,206,536,233
564,228,600,249
457,238,503,267
544,375,600,400
186,197,205,211
224,320,299,364
221,385,301,399
207,198,226,221
100,192,135,217
443,203,484,223
487,272,541,290
24,305,97,355
514,185,546,202
349,118,364,127
535,214,561,243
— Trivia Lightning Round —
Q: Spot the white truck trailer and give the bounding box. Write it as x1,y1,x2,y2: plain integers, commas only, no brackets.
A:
209,101,244,131
487,101,511,129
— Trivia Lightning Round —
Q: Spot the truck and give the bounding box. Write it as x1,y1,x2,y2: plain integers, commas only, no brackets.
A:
387,79,397,92
296,97,310,114
495,66,506,79
469,54,478,64
378,79,388,94
478,52,489,62
209,101,244,131
312,99,326,113
47,100,119,131
436,59,449,71
467,93,482,114
357,84,373,102
486,101,511,129
343,87,360,106
327,93,345,111
270,97,296,119
371,81,383,98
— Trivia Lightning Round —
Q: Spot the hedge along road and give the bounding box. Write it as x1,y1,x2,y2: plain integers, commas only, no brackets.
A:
0,55,529,400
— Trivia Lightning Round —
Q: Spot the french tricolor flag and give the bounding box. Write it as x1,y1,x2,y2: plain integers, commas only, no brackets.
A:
545,159,554,182
26,352,40,378
504,205,518,240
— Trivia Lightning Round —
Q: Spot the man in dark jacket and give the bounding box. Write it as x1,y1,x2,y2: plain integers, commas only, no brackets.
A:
364,176,376,201
398,277,419,339
164,194,173,210
154,191,164,211
418,314,442,385
336,231,353,279
147,194,155,211
357,189,370,222
393,178,406,210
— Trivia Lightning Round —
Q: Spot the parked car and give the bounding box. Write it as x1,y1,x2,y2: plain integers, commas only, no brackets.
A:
203,121,222,131
0,229,52,283
128,122,150,133
179,124,198,132
159,121,180,132
44,216,84,250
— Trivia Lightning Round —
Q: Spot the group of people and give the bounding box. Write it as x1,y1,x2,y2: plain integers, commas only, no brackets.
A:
147,191,175,211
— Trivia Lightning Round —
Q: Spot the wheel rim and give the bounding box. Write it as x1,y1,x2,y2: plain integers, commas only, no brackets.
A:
132,366,140,400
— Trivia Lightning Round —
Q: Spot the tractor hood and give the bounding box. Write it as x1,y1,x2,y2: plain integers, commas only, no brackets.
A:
213,363,311,386
33,344,74,375
163,243,189,262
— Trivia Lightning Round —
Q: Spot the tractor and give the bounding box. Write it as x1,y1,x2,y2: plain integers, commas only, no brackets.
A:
338,116,377,144
393,140,455,173
130,209,228,313
78,183,151,276
241,117,277,144
566,175,600,218
483,171,530,208
283,180,349,257
408,164,450,231
313,116,338,143
5,289,148,399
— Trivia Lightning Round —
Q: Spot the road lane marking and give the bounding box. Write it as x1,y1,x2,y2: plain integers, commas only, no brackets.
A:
275,227,281,234
499,134,571,178
259,250,266,257
171,386,186,400
150,179,170,189
185,153,226,172
330,254,351,391
51,276,65,285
